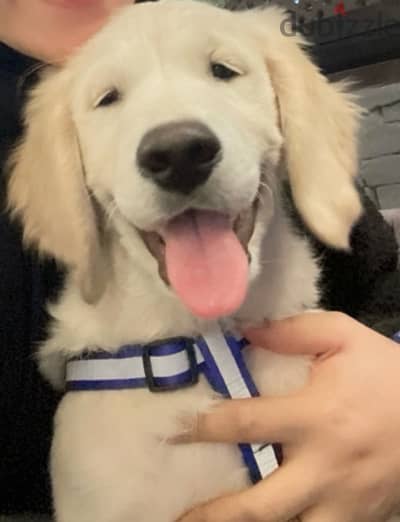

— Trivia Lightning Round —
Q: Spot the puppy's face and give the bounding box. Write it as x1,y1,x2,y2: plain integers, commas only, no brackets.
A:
72,2,281,231
8,0,361,317
68,1,283,317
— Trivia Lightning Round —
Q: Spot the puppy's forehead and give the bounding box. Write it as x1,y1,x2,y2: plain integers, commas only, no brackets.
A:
111,0,244,38
74,0,257,67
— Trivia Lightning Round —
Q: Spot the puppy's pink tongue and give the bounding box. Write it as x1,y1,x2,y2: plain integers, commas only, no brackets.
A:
164,210,249,319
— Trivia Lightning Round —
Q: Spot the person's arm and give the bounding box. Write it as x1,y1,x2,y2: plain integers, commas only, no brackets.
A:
0,0,132,62
178,312,400,522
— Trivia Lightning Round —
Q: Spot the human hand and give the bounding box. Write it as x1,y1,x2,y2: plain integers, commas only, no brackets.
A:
178,312,400,522
0,0,132,63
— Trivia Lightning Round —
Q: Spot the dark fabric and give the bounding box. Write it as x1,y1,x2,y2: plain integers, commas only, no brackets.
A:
0,43,64,515
283,182,400,338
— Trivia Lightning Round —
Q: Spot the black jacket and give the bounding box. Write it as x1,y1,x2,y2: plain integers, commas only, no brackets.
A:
0,43,63,515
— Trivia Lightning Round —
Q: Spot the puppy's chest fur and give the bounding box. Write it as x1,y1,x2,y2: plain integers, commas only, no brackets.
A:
52,353,310,522
40,200,319,522
50,346,311,522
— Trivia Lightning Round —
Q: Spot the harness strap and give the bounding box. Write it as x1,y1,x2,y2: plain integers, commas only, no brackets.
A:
198,324,279,483
65,325,280,482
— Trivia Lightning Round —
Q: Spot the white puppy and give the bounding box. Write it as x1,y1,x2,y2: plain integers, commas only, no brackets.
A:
8,1,368,521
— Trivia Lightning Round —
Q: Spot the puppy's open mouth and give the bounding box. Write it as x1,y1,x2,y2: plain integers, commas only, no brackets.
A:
140,200,257,319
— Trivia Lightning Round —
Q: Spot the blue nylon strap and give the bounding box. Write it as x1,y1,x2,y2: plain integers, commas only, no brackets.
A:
197,327,279,483
66,370,196,392
195,336,264,483
66,338,200,392
393,331,400,344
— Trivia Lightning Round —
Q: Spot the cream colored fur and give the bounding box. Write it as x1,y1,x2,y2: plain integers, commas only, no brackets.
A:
7,1,369,521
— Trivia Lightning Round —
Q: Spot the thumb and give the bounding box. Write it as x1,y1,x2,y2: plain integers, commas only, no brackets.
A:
244,312,362,356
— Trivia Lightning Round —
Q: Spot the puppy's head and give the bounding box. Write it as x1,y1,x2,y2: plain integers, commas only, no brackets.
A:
8,0,361,318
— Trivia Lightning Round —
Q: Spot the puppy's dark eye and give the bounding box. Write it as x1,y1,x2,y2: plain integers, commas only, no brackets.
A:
94,88,121,108
211,62,240,81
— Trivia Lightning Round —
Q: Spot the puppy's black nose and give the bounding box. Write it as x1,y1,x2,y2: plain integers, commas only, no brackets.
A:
137,120,221,194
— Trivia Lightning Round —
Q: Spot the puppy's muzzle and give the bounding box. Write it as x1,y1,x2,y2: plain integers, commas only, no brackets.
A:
137,119,221,195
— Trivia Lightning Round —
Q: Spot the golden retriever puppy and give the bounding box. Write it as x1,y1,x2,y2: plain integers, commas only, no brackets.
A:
7,1,371,521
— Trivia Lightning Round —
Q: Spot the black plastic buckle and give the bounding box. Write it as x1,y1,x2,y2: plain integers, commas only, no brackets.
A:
142,337,199,393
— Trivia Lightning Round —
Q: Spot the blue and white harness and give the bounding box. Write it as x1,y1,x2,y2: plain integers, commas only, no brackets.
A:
66,323,281,483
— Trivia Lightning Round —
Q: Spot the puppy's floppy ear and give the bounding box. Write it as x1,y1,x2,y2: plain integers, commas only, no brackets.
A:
247,8,362,249
8,68,107,303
